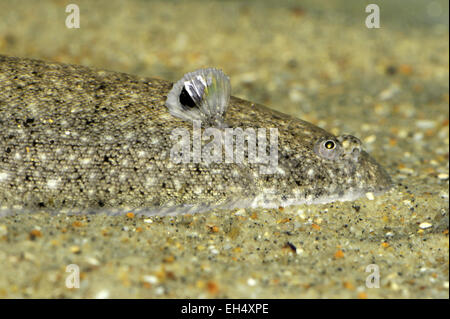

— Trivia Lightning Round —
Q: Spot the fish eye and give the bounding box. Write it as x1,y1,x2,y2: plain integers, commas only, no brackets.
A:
314,138,341,161
324,140,335,149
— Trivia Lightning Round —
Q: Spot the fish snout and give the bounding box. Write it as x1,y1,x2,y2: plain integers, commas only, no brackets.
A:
337,135,362,162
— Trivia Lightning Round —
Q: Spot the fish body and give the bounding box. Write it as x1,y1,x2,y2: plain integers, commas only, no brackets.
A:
0,55,392,214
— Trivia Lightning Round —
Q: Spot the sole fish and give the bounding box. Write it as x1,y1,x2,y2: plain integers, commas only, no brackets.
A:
0,55,392,215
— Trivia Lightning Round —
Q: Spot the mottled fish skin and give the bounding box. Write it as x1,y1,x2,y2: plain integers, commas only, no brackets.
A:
0,55,392,214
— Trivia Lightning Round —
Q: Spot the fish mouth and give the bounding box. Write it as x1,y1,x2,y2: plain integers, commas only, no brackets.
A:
359,150,393,194
250,150,393,209
336,134,393,195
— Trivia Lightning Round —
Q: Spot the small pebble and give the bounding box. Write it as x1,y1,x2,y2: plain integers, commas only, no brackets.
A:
379,85,400,100
296,209,306,219
207,281,219,294
29,229,43,240
289,89,304,103
365,192,375,200
413,132,424,141
390,282,400,291
70,245,81,254
209,245,219,255
419,222,433,229
85,256,100,266
416,120,436,129
403,200,413,207
24,252,36,262
399,167,415,175
398,129,408,138
247,278,257,286
437,173,449,180
142,275,158,284
364,135,376,144
95,289,110,299
154,287,164,295
334,250,345,258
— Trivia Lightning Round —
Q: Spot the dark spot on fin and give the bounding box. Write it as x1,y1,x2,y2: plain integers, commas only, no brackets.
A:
179,86,197,109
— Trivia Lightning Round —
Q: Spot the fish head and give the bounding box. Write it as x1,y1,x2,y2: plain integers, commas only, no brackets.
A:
312,133,392,194
255,123,393,207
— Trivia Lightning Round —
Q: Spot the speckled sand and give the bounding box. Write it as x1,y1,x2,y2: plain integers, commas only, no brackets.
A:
0,0,448,298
